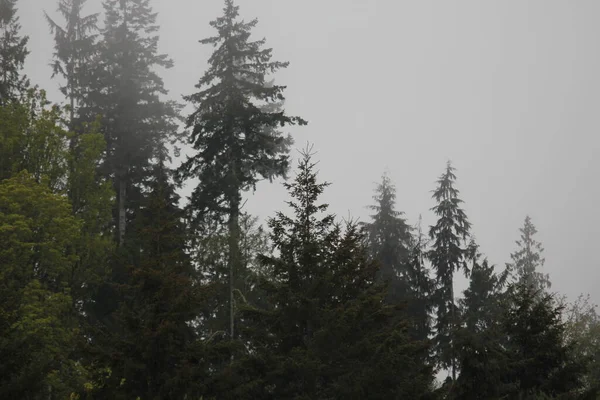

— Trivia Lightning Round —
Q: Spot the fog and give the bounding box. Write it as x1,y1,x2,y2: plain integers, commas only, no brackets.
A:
19,0,600,303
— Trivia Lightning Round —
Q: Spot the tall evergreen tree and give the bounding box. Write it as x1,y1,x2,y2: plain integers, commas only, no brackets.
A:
177,0,306,340
453,241,510,399
45,0,99,129
91,162,203,399
406,215,435,346
0,0,29,104
500,284,586,398
86,0,180,246
222,149,433,399
363,173,433,345
508,215,551,293
362,172,412,294
427,161,471,380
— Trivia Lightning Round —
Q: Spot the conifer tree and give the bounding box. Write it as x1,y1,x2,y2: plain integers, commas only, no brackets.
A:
508,215,551,293
0,0,29,104
178,0,306,340
406,215,435,345
87,0,180,246
92,162,203,399
362,172,412,296
427,161,471,380
363,174,433,346
500,284,586,398
222,149,433,399
45,0,99,129
454,241,510,399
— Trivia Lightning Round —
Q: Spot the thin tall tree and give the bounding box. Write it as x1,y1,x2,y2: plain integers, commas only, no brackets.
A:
177,0,306,341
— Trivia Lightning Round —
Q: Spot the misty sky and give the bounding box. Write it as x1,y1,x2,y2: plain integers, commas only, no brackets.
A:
18,0,600,304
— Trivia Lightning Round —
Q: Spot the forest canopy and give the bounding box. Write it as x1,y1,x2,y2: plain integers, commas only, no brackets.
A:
0,0,598,399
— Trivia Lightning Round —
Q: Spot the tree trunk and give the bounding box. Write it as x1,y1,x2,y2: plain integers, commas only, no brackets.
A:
228,195,241,342
118,176,126,246
450,272,456,381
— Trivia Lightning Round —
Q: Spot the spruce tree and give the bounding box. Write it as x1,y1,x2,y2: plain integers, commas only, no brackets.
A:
0,0,29,104
177,0,306,341
427,161,471,381
406,215,435,346
508,215,551,293
362,172,412,298
93,162,203,399
221,149,433,399
45,0,99,129
500,284,586,398
86,0,180,246
454,241,510,399
363,174,433,346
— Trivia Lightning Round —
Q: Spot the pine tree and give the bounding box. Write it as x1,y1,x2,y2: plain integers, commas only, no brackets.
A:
508,215,551,294
220,149,433,399
427,161,471,381
0,0,29,104
177,0,306,341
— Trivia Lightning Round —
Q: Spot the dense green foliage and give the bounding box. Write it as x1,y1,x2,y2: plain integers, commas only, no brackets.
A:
0,0,596,399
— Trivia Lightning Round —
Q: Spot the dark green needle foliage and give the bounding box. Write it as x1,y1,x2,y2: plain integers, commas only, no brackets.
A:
499,284,587,399
427,161,471,379
453,241,510,400
45,0,99,128
178,0,306,342
363,174,434,347
221,149,433,400
362,172,412,298
87,0,180,245
508,215,551,294
0,0,29,104
91,163,205,400
178,0,307,220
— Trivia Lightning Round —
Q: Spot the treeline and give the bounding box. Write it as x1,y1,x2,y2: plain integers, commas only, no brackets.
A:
0,0,598,399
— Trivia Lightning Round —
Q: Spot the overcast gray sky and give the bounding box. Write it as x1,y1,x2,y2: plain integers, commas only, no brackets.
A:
18,0,600,303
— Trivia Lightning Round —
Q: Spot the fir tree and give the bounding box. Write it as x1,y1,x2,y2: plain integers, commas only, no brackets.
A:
427,161,471,380
177,0,306,340
92,162,203,399
508,215,551,294
362,172,412,297
86,0,180,246
500,284,586,398
454,241,510,399
0,0,29,104
220,149,433,399
45,0,99,129
406,215,435,346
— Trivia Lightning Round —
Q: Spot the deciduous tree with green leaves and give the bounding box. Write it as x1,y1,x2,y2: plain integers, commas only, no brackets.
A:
0,172,86,399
